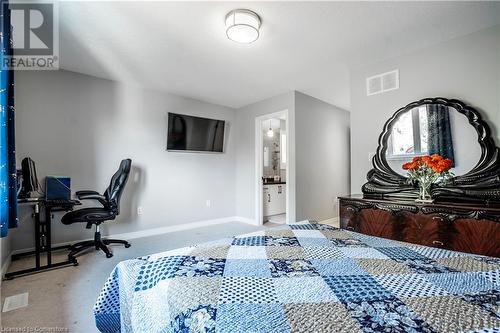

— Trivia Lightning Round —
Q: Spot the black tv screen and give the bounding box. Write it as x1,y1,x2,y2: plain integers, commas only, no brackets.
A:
167,113,225,152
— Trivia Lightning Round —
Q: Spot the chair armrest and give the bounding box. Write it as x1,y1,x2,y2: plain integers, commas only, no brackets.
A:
76,190,100,198
78,193,108,207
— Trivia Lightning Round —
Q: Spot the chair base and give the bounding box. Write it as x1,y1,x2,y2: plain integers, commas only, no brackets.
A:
69,227,130,259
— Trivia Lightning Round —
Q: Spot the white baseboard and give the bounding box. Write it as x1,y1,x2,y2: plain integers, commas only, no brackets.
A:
319,217,340,227
234,216,258,226
110,216,253,240
11,216,259,256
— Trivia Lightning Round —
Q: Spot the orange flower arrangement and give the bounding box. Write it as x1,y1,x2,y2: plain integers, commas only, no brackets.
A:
402,154,453,173
402,154,454,201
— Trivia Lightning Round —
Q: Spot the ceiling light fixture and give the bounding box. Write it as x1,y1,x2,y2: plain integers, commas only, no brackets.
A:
225,9,261,44
267,120,274,138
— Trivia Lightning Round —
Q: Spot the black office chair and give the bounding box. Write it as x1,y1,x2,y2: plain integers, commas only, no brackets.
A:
62,159,132,258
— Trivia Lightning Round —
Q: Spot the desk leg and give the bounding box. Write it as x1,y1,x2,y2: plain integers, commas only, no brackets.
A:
5,201,79,280
45,207,52,266
34,203,41,268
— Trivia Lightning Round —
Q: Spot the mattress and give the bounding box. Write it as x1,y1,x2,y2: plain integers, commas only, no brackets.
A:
94,221,500,332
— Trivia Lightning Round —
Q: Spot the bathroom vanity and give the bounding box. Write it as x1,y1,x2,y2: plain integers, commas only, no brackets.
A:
263,183,286,217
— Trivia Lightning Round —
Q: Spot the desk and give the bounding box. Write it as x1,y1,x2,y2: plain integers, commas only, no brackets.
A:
4,198,81,279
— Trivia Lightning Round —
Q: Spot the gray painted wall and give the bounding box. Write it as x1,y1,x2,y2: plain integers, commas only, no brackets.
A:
11,70,238,251
9,73,349,254
234,91,350,223
350,25,500,192
295,92,350,221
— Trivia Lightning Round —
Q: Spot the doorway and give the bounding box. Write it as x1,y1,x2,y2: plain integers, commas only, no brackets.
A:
255,110,290,225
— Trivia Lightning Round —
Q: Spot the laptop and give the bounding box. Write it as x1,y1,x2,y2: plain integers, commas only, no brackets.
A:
45,176,71,200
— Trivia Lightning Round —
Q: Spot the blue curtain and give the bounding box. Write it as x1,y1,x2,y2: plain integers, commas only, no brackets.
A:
427,104,455,166
1,0,18,238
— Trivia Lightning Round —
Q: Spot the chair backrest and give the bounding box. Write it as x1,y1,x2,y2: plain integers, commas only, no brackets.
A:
104,159,132,215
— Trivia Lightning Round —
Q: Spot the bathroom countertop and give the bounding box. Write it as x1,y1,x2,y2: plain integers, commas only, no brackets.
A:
263,181,286,185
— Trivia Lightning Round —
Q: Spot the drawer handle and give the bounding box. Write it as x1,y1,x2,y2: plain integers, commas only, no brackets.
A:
346,207,355,212
432,216,444,222
346,226,354,231
432,240,444,246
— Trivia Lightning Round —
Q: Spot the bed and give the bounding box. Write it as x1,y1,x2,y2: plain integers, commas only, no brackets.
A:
94,221,500,332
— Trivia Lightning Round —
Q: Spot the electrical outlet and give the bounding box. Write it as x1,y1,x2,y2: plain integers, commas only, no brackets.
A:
137,206,143,215
206,200,211,208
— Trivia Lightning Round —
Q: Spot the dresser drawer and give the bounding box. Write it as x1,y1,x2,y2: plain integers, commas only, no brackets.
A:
398,213,451,250
448,218,499,257
338,197,500,257
339,204,398,240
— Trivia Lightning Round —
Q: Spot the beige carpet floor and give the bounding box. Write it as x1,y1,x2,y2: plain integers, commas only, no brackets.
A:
0,221,276,333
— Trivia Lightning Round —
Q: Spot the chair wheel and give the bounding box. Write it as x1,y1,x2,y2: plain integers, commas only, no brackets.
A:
73,262,79,266
125,243,131,248
106,253,113,258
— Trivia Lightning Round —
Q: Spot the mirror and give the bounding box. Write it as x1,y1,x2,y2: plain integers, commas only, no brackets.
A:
385,104,481,177
363,97,500,203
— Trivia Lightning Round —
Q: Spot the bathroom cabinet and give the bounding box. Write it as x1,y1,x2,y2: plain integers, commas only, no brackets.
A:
263,184,286,217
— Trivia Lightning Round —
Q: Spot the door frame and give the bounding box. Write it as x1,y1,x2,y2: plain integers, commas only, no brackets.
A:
255,110,290,225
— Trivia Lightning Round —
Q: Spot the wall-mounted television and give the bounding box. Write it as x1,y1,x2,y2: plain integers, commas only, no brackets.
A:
167,113,225,153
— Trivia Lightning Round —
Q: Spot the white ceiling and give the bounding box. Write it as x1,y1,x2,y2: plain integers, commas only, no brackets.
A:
59,1,500,110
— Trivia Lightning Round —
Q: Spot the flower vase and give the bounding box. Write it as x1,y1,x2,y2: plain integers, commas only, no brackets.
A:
416,179,433,203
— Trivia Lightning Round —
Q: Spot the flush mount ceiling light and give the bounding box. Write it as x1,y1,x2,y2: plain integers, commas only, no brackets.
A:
225,9,261,44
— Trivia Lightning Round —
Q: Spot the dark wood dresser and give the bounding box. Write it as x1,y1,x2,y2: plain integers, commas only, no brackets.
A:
339,195,500,257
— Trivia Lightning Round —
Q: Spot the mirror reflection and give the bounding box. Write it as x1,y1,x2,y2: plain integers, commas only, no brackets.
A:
386,104,481,176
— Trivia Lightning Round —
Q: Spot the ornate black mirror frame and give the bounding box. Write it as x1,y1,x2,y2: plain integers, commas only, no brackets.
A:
362,97,500,203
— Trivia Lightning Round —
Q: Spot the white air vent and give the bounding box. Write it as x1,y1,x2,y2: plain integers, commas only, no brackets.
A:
366,69,399,96
2,293,29,312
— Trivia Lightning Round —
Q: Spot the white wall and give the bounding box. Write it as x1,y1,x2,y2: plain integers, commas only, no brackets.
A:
11,70,238,250
350,25,500,192
295,92,350,221
234,92,296,224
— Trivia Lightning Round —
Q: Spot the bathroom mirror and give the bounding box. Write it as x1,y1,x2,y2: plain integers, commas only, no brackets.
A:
362,97,500,202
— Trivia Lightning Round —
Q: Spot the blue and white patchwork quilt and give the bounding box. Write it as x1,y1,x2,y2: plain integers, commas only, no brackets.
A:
94,221,500,333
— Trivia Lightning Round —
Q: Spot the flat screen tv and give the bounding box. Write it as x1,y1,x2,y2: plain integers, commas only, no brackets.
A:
167,113,225,152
